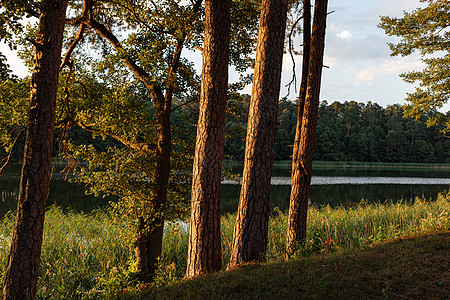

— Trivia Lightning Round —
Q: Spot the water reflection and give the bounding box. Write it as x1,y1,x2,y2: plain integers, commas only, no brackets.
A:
1,170,115,218
220,183,449,214
1,164,449,217
220,164,450,213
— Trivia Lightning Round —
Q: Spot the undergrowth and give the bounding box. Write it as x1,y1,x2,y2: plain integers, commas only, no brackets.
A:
0,192,449,299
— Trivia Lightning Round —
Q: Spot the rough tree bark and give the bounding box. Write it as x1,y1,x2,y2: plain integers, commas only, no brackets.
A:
286,0,311,253
186,0,231,278
228,0,288,267
2,0,68,299
287,0,328,252
133,62,172,282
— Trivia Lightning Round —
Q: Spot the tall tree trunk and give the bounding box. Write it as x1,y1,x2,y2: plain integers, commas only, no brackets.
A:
2,0,68,299
286,0,328,252
286,0,311,254
133,89,172,281
186,0,231,278
228,0,288,267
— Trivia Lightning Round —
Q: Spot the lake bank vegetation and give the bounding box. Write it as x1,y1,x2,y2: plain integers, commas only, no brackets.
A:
133,231,450,299
1,192,448,298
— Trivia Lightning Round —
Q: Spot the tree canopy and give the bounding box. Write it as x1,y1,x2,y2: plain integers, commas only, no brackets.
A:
379,0,450,133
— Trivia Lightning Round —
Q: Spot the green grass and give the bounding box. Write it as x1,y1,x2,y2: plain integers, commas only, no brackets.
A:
1,193,449,299
0,207,136,299
133,231,450,299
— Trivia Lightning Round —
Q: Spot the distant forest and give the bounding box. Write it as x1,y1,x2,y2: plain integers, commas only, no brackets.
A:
3,99,449,164
224,99,450,163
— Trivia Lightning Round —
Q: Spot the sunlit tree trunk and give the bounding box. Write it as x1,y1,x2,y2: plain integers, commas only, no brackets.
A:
287,0,328,252
286,0,311,253
186,0,231,278
228,0,288,267
2,0,68,299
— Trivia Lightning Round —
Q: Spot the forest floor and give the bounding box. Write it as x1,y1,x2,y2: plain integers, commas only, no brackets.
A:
128,231,449,299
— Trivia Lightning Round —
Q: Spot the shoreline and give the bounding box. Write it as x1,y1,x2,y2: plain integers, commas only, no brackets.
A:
225,160,450,169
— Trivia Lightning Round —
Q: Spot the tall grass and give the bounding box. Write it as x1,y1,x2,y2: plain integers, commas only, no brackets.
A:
0,207,135,299
155,192,450,283
1,193,449,298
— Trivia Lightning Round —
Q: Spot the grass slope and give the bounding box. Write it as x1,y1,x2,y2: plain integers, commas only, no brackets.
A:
135,231,449,299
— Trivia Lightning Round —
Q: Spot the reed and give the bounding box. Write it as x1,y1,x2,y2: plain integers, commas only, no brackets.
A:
0,192,448,298
1,207,134,299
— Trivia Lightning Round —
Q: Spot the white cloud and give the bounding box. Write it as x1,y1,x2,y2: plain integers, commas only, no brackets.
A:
337,30,352,40
324,30,390,68
318,0,428,106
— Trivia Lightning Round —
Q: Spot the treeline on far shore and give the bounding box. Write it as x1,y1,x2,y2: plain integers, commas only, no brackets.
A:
225,99,450,163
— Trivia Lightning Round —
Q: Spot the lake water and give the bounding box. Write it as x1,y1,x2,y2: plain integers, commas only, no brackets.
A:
220,164,450,213
1,163,449,217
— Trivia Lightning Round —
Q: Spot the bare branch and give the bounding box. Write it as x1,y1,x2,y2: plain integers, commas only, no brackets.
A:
171,97,197,112
61,24,86,71
81,12,165,102
163,0,202,111
285,12,304,98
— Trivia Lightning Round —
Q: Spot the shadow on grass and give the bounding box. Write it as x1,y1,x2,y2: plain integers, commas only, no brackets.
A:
123,231,449,299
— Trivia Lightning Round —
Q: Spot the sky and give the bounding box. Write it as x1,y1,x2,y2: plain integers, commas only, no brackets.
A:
279,0,427,108
0,0,436,109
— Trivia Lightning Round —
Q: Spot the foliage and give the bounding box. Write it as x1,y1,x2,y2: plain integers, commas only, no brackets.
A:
379,0,450,133
0,0,38,50
0,78,29,165
0,0,39,79
0,7,260,283
1,1,261,280
62,67,195,235
0,53,14,80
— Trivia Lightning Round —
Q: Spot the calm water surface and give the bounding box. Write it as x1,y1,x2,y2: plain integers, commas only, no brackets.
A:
1,163,449,216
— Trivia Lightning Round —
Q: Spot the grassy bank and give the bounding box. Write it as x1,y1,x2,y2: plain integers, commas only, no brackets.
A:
0,193,449,299
136,231,450,299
